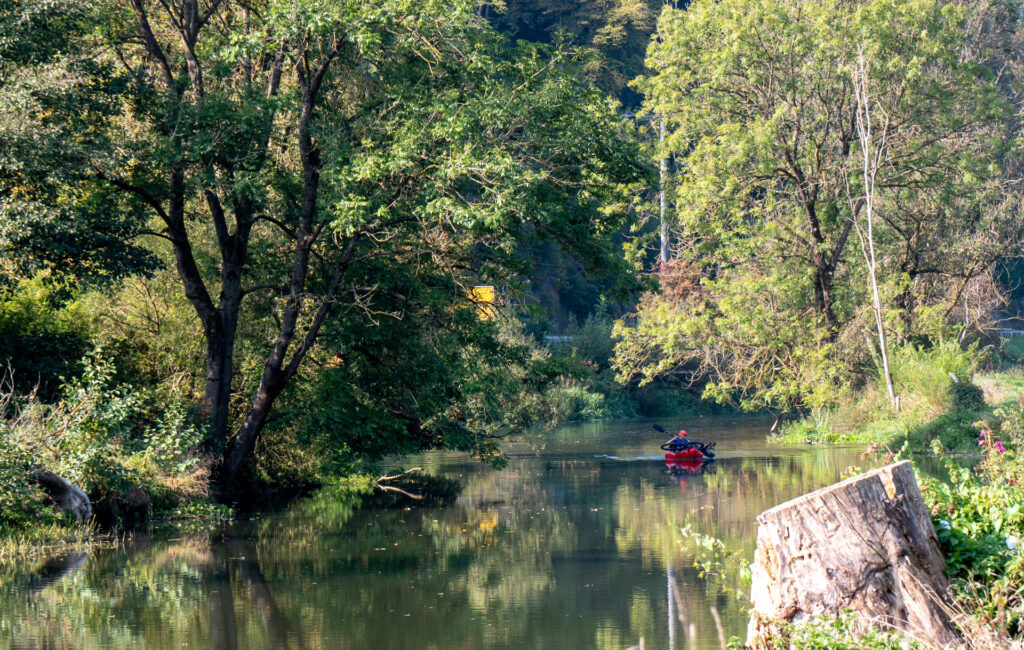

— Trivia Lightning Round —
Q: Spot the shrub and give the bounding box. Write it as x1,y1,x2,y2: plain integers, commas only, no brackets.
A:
549,380,607,421
0,273,89,397
0,436,62,531
921,406,1024,635
3,350,211,528
951,381,986,412
889,339,979,415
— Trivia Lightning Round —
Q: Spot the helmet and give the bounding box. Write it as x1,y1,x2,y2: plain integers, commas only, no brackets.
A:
677,429,688,437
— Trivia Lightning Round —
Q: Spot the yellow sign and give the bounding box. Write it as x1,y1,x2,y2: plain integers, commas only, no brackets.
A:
471,285,494,303
470,285,497,321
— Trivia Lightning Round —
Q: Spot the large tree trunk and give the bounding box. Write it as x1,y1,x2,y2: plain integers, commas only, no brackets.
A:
746,461,959,648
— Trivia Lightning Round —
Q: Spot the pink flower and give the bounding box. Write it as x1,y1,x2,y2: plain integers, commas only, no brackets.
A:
996,440,1006,453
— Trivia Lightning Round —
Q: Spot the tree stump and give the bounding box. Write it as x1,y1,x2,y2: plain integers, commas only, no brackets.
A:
746,460,959,647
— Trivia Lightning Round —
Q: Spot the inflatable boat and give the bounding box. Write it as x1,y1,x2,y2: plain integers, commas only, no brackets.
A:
660,440,716,461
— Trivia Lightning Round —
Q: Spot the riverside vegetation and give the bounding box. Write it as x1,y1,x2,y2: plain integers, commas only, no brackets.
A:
5,0,1024,647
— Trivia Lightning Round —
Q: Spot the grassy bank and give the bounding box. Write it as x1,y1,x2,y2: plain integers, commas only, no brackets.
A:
0,523,109,563
777,368,1023,450
776,339,1024,452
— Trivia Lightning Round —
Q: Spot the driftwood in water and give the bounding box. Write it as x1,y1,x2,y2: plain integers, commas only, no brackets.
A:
30,469,92,523
747,460,959,647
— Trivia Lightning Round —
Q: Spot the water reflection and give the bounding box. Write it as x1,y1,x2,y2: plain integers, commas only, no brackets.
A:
2,417,868,649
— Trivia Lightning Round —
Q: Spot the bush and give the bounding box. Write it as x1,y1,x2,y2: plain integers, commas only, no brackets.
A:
951,381,986,412
0,437,62,531
2,350,211,528
780,338,992,446
889,339,979,415
549,307,713,420
549,380,607,421
921,405,1024,636
0,273,89,397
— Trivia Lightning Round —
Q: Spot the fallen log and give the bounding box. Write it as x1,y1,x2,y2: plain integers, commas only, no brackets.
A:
30,469,92,524
746,460,959,647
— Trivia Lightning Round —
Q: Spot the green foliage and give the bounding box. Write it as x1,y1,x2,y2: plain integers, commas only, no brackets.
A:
616,0,1021,412
921,406,1024,634
0,0,650,491
1003,336,1024,362
777,410,868,445
167,500,232,522
0,273,89,396
24,350,141,494
78,266,205,395
778,338,993,447
951,381,987,414
139,402,204,475
0,436,60,531
548,304,714,419
748,612,926,649
889,339,980,411
549,380,608,421
2,349,212,526
487,0,662,100
905,410,983,453
0,2,155,286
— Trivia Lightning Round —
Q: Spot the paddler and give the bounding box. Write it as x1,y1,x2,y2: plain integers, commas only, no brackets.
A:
666,429,690,450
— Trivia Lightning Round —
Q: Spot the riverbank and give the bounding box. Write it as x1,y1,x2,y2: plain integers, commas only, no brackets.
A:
767,362,1024,646
775,368,1024,451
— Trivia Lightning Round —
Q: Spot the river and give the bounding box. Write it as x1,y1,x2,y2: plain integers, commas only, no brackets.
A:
2,416,868,649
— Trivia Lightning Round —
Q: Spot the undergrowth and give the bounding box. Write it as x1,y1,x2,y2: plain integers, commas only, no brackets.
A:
775,339,1021,452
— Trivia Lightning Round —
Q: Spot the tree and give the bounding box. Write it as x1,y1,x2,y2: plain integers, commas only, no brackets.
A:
3,0,646,495
487,0,664,101
615,0,1022,412
0,0,156,286
849,48,897,410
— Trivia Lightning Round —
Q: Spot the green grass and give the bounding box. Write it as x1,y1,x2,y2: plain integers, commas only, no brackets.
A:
0,522,114,564
775,368,1024,451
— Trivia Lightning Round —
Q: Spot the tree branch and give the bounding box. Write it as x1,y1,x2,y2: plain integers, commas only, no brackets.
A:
128,0,178,96
95,171,171,224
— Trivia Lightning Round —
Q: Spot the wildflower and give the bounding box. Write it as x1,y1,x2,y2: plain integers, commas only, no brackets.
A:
996,440,1006,453
1008,535,1019,550
937,520,951,530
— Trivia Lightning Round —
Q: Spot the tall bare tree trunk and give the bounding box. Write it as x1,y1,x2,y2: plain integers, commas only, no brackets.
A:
659,116,669,265
852,48,898,411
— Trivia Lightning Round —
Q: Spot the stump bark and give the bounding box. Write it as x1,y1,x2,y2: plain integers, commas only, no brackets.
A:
746,460,959,647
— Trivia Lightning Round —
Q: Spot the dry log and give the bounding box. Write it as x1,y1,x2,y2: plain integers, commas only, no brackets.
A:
746,460,959,647
30,469,92,523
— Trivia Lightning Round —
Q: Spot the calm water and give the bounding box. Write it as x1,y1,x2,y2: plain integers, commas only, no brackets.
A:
2,417,869,649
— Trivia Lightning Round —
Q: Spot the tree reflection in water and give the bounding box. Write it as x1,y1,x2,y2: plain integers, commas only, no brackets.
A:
1,419,868,649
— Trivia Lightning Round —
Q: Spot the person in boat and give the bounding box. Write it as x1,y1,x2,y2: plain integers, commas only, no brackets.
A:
665,429,692,450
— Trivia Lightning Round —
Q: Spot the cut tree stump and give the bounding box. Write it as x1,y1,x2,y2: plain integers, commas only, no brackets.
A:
746,460,959,648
